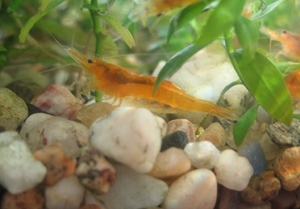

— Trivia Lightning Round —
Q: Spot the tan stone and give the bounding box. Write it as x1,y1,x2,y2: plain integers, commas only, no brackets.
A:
241,170,281,204
274,147,300,191
148,147,192,179
198,122,227,149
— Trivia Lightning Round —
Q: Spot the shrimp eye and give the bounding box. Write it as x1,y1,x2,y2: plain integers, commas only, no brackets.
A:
87,59,93,64
282,30,287,34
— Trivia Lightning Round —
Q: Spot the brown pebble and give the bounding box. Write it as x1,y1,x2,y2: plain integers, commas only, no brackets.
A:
274,147,300,191
76,147,116,195
34,143,76,186
241,170,281,204
270,189,296,209
198,122,227,149
166,119,196,142
79,204,103,209
1,188,45,209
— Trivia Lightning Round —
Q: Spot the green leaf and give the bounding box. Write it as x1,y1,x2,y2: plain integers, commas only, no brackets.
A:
19,0,64,43
0,45,7,52
251,0,284,21
195,0,246,46
234,16,258,60
102,14,135,48
233,104,259,146
167,1,207,43
154,43,202,92
233,50,293,125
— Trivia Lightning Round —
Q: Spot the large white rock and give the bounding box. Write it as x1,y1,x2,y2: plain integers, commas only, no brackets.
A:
45,175,85,209
90,107,166,173
163,169,217,209
214,149,253,191
184,141,220,169
0,131,47,194
98,165,169,209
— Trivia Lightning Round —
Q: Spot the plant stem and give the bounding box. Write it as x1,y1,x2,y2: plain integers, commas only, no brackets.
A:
86,0,104,57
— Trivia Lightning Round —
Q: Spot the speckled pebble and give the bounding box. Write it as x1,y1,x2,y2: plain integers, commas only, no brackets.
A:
161,131,189,151
20,113,89,157
184,141,220,169
45,175,85,209
274,146,300,191
214,149,253,191
31,83,84,120
163,169,217,209
0,131,46,194
34,143,76,186
148,147,192,179
98,165,168,209
90,107,166,173
197,122,227,149
1,188,45,209
0,88,28,130
76,147,116,195
267,121,300,146
76,102,115,127
241,170,281,204
166,119,196,142
238,140,267,175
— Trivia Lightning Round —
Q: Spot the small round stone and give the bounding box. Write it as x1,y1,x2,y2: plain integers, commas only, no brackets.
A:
166,119,196,142
0,88,28,130
1,188,45,209
148,147,192,179
214,149,253,191
90,107,166,173
241,170,281,204
0,132,46,194
76,147,116,195
98,165,168,209
184,141,220,169
163,169,217,209
197,122,227,149
274,146,300,191
34,143,76,186
31,83,84,120
161,131,189,151
45,175,85,209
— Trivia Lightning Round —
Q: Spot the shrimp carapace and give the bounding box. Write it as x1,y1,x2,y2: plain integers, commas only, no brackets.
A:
260,27,300,61
284,69,300,100
66,48,238,120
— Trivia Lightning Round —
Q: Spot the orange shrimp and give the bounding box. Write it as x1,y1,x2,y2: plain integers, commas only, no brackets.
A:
66,48,237,120
284,69,300,100
260,27,300,61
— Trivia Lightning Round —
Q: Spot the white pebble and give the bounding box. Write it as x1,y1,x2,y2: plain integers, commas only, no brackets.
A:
214,149,253,191
45,175,85,209
163,169,217,209
98,165,168,209
90,107,166,173
184,141,220,169
20,113,89,157
0,131,46,194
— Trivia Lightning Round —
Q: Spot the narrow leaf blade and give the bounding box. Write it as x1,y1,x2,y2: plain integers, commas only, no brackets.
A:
234,16,258,59
251,0,284,21
195,0,246,46
233,104,259,146
167,1,207,43
102,15,135,48
233,50,293,125
19,0,64,43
